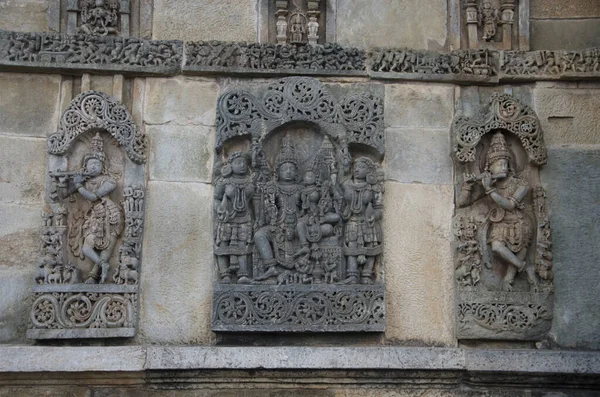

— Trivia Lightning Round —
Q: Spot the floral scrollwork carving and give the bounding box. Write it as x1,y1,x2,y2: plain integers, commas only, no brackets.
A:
48,91,146,164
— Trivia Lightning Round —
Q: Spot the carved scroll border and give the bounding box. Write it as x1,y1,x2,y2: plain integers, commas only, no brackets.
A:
216,76,384,154
48,90,147,164
451,93,547,165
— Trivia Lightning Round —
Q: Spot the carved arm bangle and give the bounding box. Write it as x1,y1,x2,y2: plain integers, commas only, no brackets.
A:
485,187,497,195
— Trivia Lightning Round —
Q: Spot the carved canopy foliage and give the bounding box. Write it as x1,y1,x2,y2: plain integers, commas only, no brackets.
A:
452,93,547,165
216,76,384,154
48,91,146,164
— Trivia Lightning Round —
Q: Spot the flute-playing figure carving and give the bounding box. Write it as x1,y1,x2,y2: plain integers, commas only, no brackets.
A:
341,157,383,285
53,133,123,284
214,152,255,284
457,132,536,292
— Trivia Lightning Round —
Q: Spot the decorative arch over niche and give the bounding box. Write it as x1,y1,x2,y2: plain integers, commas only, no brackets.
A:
451,93,553,341
452,93,547,165
48,90,146,164
216,76,384,155
212,76,386,332
27,90,146,340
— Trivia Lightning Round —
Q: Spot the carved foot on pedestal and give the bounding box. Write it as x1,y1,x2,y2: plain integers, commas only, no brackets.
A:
254,266,279,281
502,281,514,292
237,276,252,284
84,276,97,284
220,275,232,284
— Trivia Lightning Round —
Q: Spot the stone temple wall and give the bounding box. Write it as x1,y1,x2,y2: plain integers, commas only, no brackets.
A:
0,0,599,395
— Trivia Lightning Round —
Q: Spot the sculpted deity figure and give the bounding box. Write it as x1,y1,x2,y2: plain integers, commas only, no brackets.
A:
478,1,499,41
254,138,307,280
214,152,256,284
78,0,119,36
458,132,537,291
53,133,123,284
289,13,307,44
341,157,383,284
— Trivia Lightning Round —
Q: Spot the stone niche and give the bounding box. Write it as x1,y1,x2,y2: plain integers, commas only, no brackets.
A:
212,76,386,332
452,93,553,340
27,90,146,339
66,0,131,36
462,0,525,50
269,0,327,45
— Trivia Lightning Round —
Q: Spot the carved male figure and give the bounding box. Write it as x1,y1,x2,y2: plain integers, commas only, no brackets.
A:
53,133,123,284
78,0,119,36
214,152,255,284
478,1,498,41
458,132,537,291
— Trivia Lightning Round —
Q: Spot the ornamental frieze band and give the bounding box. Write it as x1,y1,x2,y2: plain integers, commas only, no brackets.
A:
212,77,385,332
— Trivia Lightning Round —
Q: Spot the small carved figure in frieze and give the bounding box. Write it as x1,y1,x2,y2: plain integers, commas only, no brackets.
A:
341,157,383,285
478,1,499,41
458,132,537,292
214,152,256,284
78,0,119,36
52,133,123,284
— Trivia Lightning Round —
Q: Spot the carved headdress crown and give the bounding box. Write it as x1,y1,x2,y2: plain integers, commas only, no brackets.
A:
228,151,249,163
275,136,297,169
83,133,106,164
486,132,510,164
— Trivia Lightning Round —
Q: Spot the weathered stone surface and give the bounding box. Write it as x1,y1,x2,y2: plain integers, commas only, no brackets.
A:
336,0,447,50
0,73,60,137
531,20,600,50
138,181,213,344
0,203,40,269
0,387,90,397
147,125,214,183
534,87,600,146
144,77,218,126
0,0,49,33
385,83,454,129
384,128,452,185
0,137,45,204
542,149,600,349
152,0,257,42
383,182,455,346
0,268,33,343
531,0,600,19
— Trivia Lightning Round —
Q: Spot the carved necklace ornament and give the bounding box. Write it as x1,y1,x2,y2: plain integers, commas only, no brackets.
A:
452,94,553,341
28,91,146,340
212,77,386,332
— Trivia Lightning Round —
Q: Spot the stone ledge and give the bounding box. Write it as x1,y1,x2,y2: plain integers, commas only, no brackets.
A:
0,346,599,375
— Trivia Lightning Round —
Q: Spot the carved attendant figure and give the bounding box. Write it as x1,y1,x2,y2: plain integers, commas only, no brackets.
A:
214,152,255,284
341,157,383,284
458,132,536,291
478,1,498,41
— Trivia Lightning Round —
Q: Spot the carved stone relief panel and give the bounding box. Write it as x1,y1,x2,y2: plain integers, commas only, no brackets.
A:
452,93,553,340
462,0,524,50
269,0,327,45
27,90,146,339
212,77,385,332
67,0,131,36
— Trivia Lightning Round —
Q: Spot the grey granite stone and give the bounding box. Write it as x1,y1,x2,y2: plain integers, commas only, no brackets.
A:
542,149,600,349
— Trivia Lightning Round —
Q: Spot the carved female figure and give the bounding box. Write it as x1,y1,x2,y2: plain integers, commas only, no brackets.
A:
54,133,123,284
458,132,537,291
341,157,383,284
214,152,255,284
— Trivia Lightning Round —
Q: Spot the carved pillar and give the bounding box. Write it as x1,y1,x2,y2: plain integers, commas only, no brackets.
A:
307,0,320,45
500,0,515,49
120,0,131,36
275,0,289,44
451,93,553,341
27,91,147,340
212,77,386,332
465,0,479,49
66,0,79,35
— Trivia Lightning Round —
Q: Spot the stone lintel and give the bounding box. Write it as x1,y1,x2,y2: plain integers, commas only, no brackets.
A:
26,327,136,339
182,65,367,77
0,346,599,375
32,284,138,294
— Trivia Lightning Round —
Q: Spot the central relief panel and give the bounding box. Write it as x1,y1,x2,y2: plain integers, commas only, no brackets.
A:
212,77,385,332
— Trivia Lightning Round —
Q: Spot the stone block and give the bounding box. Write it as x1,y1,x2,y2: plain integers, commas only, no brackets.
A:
336,0,447,50
530,0,600,19
541,149,600,349
0,268,33,343
0,136,46,204
137,181,214,344
534,88,600,146
384,128,452,185
0,203,40,269
383,182,455,346
0,73,61,137
144,77,219,126
530,19,600,50
152,0,257,42
0,387,90,397
147,125,214,183
0,0,49,32
385,83,454,129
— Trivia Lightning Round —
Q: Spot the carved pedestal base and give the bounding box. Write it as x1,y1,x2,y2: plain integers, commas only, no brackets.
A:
212,284,385,332
27,284,138,340
457,291,553,340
